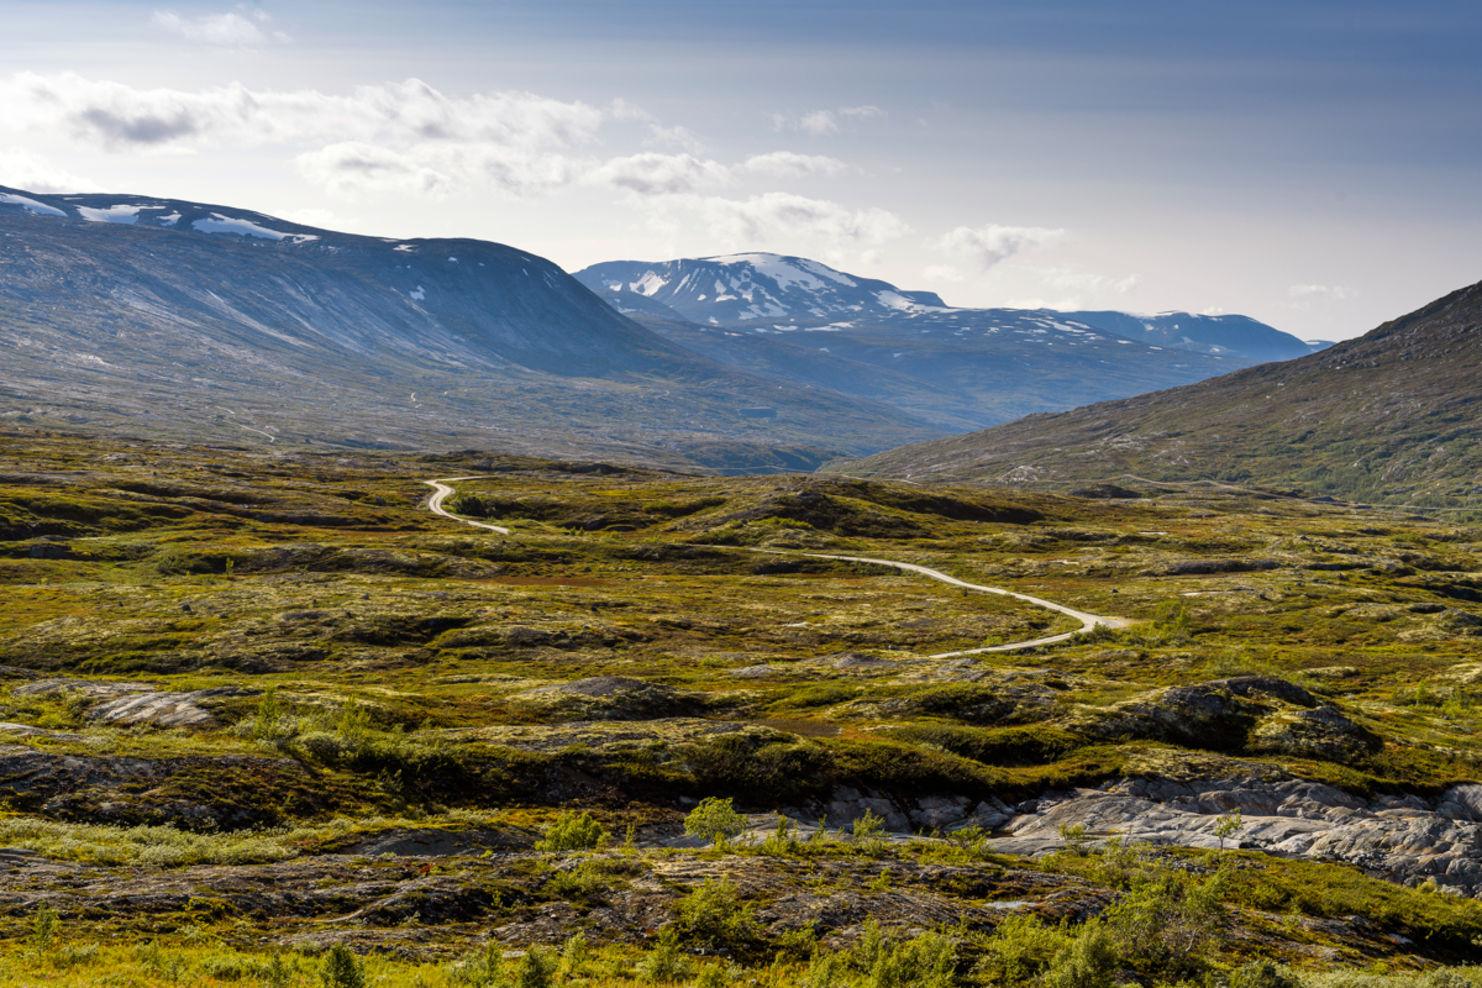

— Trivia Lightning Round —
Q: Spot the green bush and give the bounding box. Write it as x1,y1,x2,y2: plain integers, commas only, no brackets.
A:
319,945,366,988
852,808,888,855
535,810,609,852
636,926,692,983
509,949,557,988
865,930,958,988
1101,872,1219,980
1228,959,1300,988
684,797,747,845
976,913,1071,984
672,877,763,956
1043,922,1118,988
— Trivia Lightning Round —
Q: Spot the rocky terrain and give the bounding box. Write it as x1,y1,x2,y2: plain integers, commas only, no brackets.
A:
0,429,1479,984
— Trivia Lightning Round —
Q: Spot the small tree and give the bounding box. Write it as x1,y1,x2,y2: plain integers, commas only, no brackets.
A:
320,945,366,988
852,809,888,855
30,904,60,957
684,796,747,846
1213,810,1243,851
1058,822,1091,856
511,949,557,988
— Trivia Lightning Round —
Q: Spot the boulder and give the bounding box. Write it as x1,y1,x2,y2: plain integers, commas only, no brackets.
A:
1247,706,1381,761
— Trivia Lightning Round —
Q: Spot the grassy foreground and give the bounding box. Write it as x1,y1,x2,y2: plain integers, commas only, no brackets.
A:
0,428,1478,983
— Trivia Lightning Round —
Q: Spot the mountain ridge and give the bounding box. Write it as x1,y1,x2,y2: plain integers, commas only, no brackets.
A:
0,185,940,469
833,279,1482,506
575,251,1316,432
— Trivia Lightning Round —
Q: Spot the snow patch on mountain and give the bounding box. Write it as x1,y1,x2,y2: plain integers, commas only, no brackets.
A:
0,192,66,218
192,213,319,243
77,204,144,225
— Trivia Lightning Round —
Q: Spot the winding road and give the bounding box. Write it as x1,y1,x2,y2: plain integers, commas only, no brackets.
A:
422,476,1127,654
424,477,511,535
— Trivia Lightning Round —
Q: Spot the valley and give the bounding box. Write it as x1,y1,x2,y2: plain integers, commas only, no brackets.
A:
0,429,1479,984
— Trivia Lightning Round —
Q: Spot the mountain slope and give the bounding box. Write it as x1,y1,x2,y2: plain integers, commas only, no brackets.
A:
835,280,1482,506
0,186,938,468
576,253,1310,431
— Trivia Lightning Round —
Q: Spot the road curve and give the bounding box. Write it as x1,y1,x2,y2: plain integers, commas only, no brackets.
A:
423,477,511,535
799,551,1128,656
421,476,1128,654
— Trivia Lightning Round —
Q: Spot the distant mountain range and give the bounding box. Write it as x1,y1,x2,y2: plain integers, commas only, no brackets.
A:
576,253,1316,431
0,186,937,470
836,280,1482,507
1,185,1317,469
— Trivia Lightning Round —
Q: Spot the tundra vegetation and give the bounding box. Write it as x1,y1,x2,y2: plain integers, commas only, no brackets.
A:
0,429,1479,985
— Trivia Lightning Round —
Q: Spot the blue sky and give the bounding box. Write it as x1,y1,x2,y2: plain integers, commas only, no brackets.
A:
1,1,1479,339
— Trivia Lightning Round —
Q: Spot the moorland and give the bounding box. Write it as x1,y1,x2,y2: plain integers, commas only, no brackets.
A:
1,429,1480,985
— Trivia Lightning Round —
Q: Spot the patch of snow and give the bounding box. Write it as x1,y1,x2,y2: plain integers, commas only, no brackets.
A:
393,243,416,253
875,290,923,312
409,285,426,302
77,204,143,225
0,192,65,218
192,213,318,242
631,271,668,296
797,257,857,287
711,253,831,291
158,212,182,225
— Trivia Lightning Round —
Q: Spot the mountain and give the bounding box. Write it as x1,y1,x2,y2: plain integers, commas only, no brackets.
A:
575,253,1310,431
834,280,1482,507
0,186,939,469
579,253,949,326
1060,310,1321,362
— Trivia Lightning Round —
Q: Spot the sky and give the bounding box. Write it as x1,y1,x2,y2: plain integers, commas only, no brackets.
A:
1,1,1479,340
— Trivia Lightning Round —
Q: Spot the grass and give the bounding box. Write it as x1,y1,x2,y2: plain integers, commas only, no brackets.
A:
0,430,1477,976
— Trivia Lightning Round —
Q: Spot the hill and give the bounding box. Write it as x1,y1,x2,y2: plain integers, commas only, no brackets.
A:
836,280,1482,506
0,187,936,470
577,253,1312,431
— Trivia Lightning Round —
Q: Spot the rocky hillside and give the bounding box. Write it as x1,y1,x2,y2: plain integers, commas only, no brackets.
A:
0,186,935,469
577,253,1312,431
838,280,1482,507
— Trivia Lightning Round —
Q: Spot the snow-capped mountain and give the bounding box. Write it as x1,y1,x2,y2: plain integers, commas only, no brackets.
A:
0,186,935,467
576,252,1312,364
574,252,1313,431
577,253,947,327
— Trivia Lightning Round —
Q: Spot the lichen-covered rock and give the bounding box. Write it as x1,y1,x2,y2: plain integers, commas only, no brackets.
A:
511,676,705,722
1247,706,1381,761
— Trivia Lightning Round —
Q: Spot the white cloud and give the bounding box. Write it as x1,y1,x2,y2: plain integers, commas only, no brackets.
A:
922,264,965,283
0,150,97,193
0,73,605,153
296,142,458,197
799,110,840,136
297,141,581,198
276,206,337,228
645,192,908,263
1036,267,1140,295
1288,283,1351,300
742,151,847,178
775,104,885,136
587,152,730,196
152,8,290,47
645,123,704,154
940,223,1064,271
